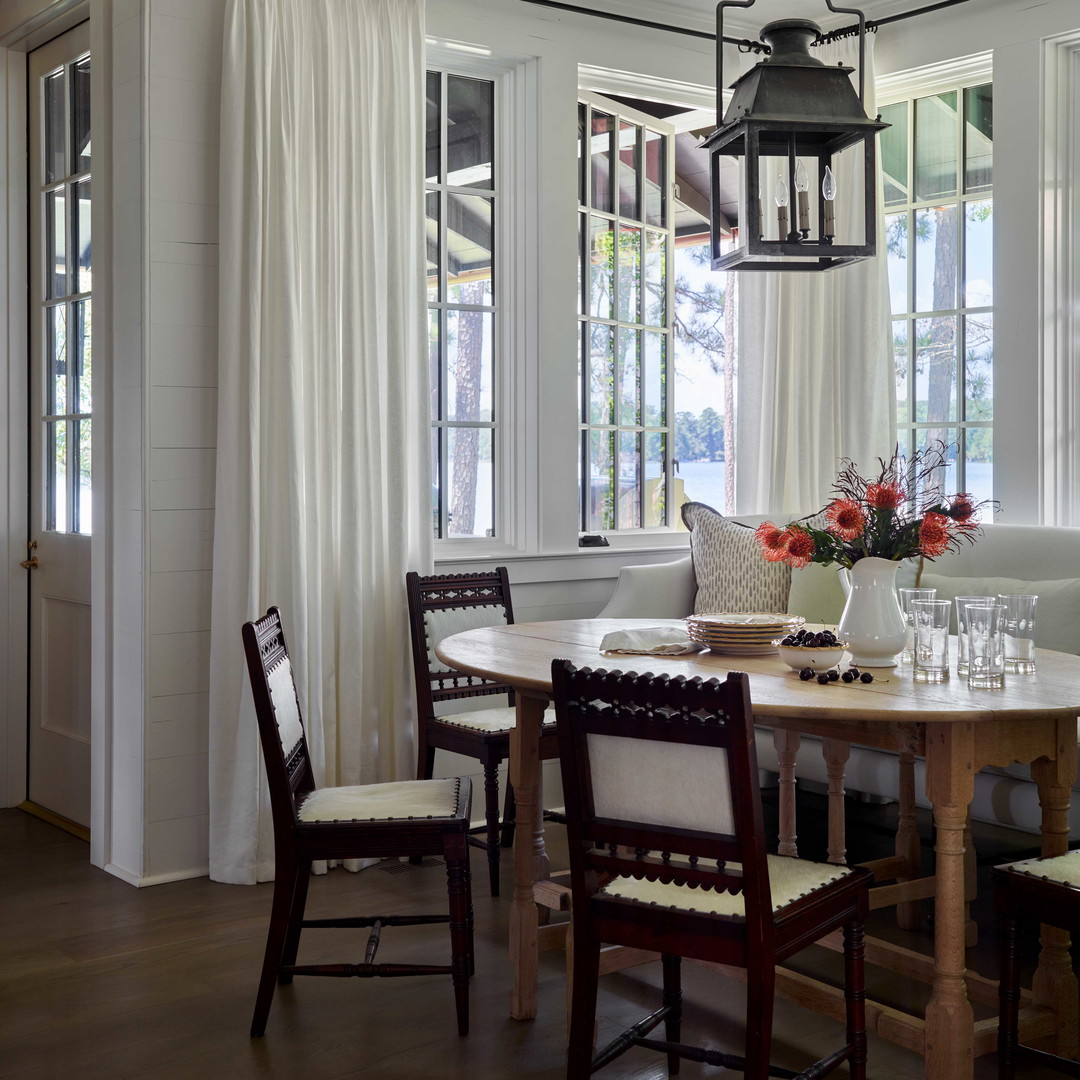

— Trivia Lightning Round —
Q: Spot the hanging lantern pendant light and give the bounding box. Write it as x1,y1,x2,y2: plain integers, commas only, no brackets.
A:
703,0,888,272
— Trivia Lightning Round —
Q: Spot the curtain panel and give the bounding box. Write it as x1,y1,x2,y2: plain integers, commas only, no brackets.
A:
209,0,431,884
735,35,895,518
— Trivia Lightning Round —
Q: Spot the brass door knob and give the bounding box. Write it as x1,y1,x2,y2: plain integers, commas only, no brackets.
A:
19,556,39,570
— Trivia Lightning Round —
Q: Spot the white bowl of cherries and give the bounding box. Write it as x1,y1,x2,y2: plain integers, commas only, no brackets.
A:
774,629,875,684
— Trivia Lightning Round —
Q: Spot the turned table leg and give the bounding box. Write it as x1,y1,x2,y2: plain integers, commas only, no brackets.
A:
822,738,850,865
924,722,976,1080
774,729,801,858
508,692,550,1020
1031,723,1079,1058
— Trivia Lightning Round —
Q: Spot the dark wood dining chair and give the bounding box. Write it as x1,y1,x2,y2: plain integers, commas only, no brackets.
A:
242,606,474,1038
551,659,873,1080
995,851,1080,1078
406,567,559,896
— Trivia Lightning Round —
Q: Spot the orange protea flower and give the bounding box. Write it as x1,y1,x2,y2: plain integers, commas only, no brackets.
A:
918,512,952,557
754,521,789,562
866,481,905,510
824,498,866,541
782,527,816,569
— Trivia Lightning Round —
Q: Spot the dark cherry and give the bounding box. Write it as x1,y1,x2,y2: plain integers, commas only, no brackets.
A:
860,672,874,683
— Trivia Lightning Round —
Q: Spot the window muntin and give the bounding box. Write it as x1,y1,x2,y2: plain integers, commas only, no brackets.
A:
427,71,497,539
40,52,92,535
883,81,992,505
578,97,675,533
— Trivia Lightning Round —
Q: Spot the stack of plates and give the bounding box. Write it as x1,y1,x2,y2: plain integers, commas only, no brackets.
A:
685,612,805,655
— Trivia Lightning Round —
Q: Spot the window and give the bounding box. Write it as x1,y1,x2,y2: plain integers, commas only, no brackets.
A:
40,52,93,534
577,95,676,533
426,70,497,540
881,80,993,504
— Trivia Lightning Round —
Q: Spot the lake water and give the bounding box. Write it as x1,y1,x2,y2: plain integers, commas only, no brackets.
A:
451,459,994,538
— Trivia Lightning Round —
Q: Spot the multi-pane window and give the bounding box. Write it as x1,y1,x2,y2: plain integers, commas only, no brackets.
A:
426,71,496,539
882,82,992,504
40,52,92,534
578,96,675,532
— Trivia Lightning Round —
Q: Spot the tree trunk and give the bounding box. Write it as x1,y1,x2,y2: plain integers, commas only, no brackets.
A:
926,205,958,499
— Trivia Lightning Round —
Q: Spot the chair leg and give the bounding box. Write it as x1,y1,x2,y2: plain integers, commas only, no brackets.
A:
446,849,472,1036
416,731,436,781
743,960,775,1080
998,897,1021,1080
501,779,516,849
567,921,601,1080
411,739,437,866
844,916,868,1080
483,761,501,897
251,862,303,1037
277,858,312,984
662,953,682,1076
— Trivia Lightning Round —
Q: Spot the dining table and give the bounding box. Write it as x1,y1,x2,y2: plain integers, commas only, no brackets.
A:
435,617,1080,1079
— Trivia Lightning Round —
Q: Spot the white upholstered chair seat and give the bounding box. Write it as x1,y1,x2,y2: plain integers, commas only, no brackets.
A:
434,704,555,734
600,854,856,917
298,778,462,822
999,849,1080,887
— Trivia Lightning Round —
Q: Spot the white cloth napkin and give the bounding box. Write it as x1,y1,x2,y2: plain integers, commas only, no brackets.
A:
599,626,705,656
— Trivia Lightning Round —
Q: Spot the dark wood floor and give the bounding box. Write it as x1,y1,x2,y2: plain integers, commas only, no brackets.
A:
0,794,1069,1079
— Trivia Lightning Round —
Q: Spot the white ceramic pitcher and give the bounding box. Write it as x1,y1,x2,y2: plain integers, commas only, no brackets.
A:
836,556,907,668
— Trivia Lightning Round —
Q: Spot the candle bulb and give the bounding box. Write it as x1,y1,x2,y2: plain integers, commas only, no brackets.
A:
822,165,836,238
795,160,810,233
775,174,790,240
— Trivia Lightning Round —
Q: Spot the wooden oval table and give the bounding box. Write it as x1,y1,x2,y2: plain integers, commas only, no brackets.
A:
436,618,1080,1079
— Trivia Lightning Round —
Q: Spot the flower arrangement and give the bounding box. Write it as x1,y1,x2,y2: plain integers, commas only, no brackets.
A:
754,443,993,570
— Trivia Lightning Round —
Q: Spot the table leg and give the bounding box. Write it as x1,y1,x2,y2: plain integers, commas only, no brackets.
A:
1031,720,1078,1057
924,722,975,1079
895,747,922,930
508,693,549,1020
822,738,849,865
775,729,800,858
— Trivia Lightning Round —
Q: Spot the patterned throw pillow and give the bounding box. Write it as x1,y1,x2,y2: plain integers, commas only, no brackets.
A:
681,502,792,615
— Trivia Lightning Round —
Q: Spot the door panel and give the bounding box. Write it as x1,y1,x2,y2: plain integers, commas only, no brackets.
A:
27,22,93,830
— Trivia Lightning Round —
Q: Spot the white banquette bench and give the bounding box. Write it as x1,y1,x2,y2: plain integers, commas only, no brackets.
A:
600,510,1080,839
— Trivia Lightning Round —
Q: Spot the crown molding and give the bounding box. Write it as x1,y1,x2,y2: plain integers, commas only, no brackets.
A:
588,0,903,39
875,50,992,103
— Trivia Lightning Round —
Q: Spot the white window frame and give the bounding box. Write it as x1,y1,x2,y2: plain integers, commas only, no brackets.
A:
876,52,993,500
426,40,538,560
577,90,677,535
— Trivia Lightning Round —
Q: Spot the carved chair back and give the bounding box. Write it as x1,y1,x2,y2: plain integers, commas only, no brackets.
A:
242,606,316,845
551,661,773,944
406,568,517,716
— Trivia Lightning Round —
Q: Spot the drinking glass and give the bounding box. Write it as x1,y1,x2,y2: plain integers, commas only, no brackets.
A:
999,594,1037,674
954,595,992,678
899,587,936,664
912,598,951,683
967,603,1006,689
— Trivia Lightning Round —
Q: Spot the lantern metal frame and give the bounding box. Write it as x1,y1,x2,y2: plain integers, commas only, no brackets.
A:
703,0,888,272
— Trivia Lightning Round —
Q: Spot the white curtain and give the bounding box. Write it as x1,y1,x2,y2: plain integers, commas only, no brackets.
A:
209,0,432,885
735,34,895,518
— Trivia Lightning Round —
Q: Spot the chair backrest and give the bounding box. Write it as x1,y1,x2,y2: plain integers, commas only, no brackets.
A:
551,660,772,932
406,568,517,716
242,607,316,837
